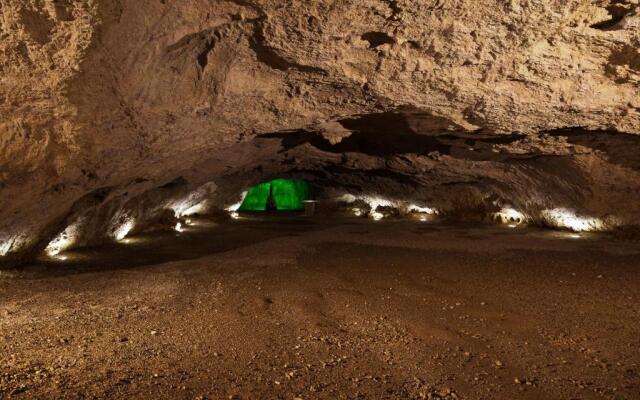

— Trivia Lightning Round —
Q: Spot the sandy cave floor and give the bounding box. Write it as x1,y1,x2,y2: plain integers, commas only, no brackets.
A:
1,217,640,399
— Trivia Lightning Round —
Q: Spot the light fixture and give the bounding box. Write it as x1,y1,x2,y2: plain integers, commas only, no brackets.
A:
174,222,184,232
371,211,384,221
407,204,438,222
120,237,148,245
493,207,526,225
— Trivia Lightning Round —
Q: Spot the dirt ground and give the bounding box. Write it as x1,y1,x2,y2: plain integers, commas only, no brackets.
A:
1,217,639,399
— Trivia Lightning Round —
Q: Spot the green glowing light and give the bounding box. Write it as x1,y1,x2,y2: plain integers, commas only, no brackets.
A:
238,182,271,212
238,179,312,212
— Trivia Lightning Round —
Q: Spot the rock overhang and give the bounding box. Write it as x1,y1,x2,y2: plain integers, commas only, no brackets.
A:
0,0,639,266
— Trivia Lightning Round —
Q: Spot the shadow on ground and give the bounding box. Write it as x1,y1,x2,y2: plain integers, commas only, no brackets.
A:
17,216,333,278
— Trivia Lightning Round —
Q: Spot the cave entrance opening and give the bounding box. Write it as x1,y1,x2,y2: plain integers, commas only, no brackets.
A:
239,179,313,212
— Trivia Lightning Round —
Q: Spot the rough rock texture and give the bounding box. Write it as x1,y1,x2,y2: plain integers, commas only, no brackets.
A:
1,0,640,265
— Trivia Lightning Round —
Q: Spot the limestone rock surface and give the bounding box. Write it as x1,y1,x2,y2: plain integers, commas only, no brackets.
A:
1,0,640,264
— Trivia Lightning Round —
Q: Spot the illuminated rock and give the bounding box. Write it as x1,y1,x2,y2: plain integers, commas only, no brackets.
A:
0,0,639,266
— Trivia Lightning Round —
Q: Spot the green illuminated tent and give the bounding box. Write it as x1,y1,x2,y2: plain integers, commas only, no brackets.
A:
239,179,313,212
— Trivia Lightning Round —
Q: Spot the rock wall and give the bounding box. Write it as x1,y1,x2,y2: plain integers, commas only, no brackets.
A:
1,0,639,265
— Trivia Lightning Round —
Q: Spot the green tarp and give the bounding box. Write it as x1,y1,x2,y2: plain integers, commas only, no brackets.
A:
239,179,312,212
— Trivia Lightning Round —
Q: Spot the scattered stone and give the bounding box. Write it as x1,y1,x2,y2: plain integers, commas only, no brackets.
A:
10,385,28,395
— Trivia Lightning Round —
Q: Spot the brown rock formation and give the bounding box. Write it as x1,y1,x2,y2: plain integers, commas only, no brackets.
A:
1,0,639,265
